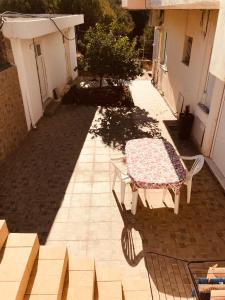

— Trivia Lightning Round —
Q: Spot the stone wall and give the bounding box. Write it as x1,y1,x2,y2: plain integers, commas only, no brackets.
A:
0,65,28,161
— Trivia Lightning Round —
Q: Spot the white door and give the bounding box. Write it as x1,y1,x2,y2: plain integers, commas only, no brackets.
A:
35,43,48,103
211,94,225,177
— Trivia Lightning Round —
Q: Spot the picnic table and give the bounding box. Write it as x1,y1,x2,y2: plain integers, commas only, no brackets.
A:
125,138,186,214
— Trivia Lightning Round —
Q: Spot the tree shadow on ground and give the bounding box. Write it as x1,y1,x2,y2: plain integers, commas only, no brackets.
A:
0,105,97,244
89,106,162,152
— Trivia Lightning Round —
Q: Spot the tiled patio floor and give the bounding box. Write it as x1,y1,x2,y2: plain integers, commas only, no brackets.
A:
1,79,225,296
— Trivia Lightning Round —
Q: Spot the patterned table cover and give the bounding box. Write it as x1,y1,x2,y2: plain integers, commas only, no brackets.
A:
125,138,186,194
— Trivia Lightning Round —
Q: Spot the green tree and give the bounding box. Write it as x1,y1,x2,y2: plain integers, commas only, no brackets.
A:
0,0,59,13
110,6,134,36
139,26,154,59
82,23,142,87
58,0,116,30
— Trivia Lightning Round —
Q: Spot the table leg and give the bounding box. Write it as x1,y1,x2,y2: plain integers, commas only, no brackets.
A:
174,191,180,214
131,190,138,215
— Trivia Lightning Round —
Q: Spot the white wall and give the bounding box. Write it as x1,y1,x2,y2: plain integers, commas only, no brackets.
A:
67,28,78,80
157,10,218,115
201,1,225,156
39,31,68,97
37,27,77,98
147,0,219,9
10,26,78,129
11,38,43,129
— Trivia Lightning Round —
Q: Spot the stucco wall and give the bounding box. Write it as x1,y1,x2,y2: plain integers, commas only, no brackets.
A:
157,9,218,114
0,65,28,161
10,27,78,129
201,0,225,156
147,0,219,9
40,31,68,97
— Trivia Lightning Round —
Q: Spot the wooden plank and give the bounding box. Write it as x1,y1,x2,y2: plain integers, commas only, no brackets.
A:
171,259,187,300
159,255,175,300
198,284,225,293
166,257,181,300
177,261,193,299
208,268,225,279
146,254,160,300
151,253,167,300
211,290,225,300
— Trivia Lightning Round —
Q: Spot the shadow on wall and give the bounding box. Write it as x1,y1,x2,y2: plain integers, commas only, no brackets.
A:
0,105,97,244
89,106,162,152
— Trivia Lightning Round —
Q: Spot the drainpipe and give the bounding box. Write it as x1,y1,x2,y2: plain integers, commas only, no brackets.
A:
33,39,43,111
209,84,225,157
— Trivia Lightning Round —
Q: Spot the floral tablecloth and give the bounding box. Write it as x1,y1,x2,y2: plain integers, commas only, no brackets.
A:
125,138,186,194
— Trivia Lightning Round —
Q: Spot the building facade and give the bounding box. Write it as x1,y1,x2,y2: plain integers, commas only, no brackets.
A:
123,0,225,188
2,14,84,130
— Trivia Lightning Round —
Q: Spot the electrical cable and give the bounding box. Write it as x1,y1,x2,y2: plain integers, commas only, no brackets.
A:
0,11,77,40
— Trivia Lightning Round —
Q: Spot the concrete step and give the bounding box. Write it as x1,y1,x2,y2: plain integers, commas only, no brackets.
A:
122,278,151,300
24,245,68,300
62,256,95,300
96,267,122,300
0,233,39,300
0,220,9,250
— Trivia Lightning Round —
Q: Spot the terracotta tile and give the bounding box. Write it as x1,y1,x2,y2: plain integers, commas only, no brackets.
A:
0,282,20,300
38,245,67,260
5,233,38,248
96,266,121,282
69,256,95,271
98,281,122,300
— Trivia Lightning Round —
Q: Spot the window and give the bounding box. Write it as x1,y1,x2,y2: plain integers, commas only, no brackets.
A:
160,32,168,66
182,36,193,66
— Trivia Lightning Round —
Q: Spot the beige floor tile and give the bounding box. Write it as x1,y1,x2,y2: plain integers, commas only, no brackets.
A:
92,182,111,193
54,208,69,222
94,162,110,171
73,171,93,183
88,222,112,240
68,207,90,222
70,194,91,207
91,193,113,207
78,154,94,163
48,222,89,241
73,182,92,194
90,207,112,222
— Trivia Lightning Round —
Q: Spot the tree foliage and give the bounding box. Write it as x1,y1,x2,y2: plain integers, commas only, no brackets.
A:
110,6,134,37
139,26,154,59
0,0,59,13
59,0,116,30
82,23,142,87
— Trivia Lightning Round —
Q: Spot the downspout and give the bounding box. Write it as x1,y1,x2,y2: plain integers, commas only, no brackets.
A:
209,84,225,157
33,38,43,113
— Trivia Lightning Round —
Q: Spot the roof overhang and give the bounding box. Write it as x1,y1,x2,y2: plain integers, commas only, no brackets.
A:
2,14,84,39
148,0,220,9
122,0,220,10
